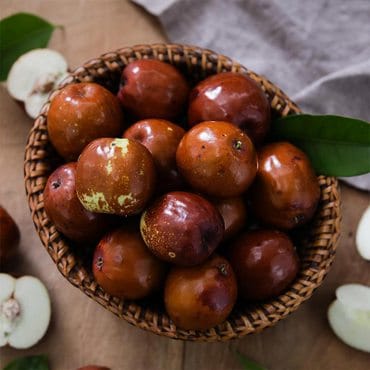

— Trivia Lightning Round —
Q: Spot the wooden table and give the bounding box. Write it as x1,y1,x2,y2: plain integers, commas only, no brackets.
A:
1,1,369,369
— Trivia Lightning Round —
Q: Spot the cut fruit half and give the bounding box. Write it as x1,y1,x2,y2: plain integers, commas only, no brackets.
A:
356,206,370,261
328,299,370,353
7,48,68,118
328,283,370,353
0,273,51,349
7,49,67,102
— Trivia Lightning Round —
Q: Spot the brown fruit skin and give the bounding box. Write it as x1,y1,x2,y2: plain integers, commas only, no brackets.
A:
44,163,112,244
164,254,237,330
76,138,156,216
188,72,271,145
48,82,124,161
251,142,320,230
140,192,224,266
212,197,247,240
123,119,185,191
228,229,299,301
118,59,190,119
176,121,258,197
77,366,110,370
92,226,166,299
0,206,20,266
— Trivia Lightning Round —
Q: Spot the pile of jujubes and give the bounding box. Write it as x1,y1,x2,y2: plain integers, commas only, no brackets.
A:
44,60,320,330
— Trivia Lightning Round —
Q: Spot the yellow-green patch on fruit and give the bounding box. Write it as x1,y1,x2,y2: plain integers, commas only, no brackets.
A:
81,192,112,213
111,138,129,156
117,193,135,207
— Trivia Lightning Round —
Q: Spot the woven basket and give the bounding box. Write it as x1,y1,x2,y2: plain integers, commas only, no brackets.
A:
24,44,341,342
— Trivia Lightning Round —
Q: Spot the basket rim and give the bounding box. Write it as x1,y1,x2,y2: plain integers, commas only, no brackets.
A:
24,43,341,342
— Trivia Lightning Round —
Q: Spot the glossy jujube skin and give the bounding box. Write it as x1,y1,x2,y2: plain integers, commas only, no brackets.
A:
251,142,320,230
92,226,166,300
212,197,247,240
228,229,299,301
0,206,20,266
176,121,258,197
118,59,190,119
48,82,124,161
43,163,112,244
76,138,156,216
123,119,185,191
188,72,271,145
140,192,224,266
164,255,237,330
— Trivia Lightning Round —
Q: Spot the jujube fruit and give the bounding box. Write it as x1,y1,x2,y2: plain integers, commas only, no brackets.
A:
164,254,237,330
43,163,112,244
48,82,124,161
0,206,20,267
228,229,299,301
76,138,156,216
118,59,189,119
0,274,51,349
176,121,257,197
123,119,185,191
93,226,166,300
140,192,224,266
188,72,271,145
251,142,320,230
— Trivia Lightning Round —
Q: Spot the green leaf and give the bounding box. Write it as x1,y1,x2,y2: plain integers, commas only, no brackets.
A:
271,114,370,176
3,355,49,370
0,12,57,81
236,351,267,370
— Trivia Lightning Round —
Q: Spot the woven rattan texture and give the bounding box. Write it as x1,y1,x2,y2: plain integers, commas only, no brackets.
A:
24,44,341,341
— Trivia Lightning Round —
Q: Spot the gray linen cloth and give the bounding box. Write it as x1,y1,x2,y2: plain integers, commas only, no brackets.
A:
134,0,370,190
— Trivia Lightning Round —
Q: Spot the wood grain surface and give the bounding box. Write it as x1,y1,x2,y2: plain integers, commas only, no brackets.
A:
0,1,369,369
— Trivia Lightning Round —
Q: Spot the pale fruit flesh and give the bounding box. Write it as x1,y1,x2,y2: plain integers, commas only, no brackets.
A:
25,72,68,118
25,92,50,118
328,299,370,353
356,205,370,261
0,274,51,349
336,284,370,311
0,274,15,301
328,283,370,353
